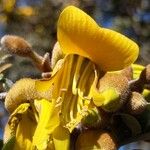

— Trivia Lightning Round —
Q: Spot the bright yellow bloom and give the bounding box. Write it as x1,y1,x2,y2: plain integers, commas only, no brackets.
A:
4,6,140,150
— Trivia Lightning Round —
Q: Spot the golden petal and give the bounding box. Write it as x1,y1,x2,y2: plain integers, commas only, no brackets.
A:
32,99,59,150
57,6,139,71
14,110,36,150
4,103,36,150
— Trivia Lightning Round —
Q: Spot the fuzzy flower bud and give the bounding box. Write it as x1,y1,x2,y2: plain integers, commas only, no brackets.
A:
75,130,118,150
0,35,51,72
126,92,147,115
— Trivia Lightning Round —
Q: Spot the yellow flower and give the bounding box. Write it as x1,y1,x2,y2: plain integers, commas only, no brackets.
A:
4,6,139,150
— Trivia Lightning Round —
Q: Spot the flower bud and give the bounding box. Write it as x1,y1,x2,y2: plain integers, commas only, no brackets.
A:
1,35,51,72
126,92,147,115
98,73,130,112
82,107,110,129
140,64,150,84
5,78,36,112
75,130,118,150
1,35,32,57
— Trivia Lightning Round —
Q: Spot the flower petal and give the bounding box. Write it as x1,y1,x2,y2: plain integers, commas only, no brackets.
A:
53,126,70,150
14,109,36,149
57,6,139,71
4,103,36,150
32,99,59,150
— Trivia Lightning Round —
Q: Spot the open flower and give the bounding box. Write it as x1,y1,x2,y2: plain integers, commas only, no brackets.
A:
3,6,139,150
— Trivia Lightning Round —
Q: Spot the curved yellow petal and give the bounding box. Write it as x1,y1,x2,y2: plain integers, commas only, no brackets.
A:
14,110,36,150
32,99,59,150
4,103,36,150
57,6,139,71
